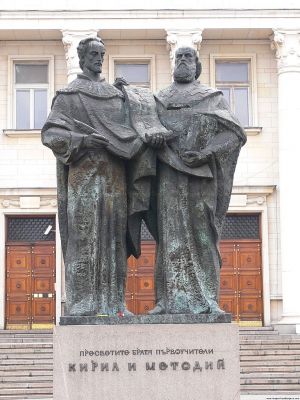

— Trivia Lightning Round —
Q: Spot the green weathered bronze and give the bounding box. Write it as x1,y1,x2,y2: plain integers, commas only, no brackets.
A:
145,47,247,315
42,40,245,320
41,38,169,317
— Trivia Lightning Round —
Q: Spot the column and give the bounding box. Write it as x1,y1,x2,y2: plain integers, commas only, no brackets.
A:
166,29,203,73
271,29,300,332
61,29,98,83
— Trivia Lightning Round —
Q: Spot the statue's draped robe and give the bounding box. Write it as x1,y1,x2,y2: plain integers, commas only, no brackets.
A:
42,75,169,316
152,81,246,314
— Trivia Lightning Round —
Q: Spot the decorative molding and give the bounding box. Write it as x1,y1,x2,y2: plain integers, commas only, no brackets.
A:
3,129,41,138
0,196,57,209
245,127,262,136
271,29,300,74
166,29,203,71
61,29,99,83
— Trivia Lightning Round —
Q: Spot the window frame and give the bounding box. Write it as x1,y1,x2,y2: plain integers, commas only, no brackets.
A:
7,55,54,130
209,54,258,127
108,55,156,91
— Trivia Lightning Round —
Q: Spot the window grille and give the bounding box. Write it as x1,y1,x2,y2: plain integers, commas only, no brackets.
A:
7,217,55,242
141,221,154,241
221,214,260,240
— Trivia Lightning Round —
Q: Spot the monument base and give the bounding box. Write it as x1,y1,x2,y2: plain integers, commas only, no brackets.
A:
60,312,231,325
54,319,240,400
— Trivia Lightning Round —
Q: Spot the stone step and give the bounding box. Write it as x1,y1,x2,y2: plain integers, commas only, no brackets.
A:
0,388,52,396
0,343,52,348
0,348,52,355
240,349,300,355
0,382,53,389
0,338,52,343
0,359,53,366
241,377,300,384
0,365,53,371
241,365,300,372
240,343,300,349
1,376,53,383
0,353,53,360
241,384,300,391
241,371,300,378
0,396,52,399
1,370,53,377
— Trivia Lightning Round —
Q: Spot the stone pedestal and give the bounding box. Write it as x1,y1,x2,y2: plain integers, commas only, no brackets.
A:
54,317,240,400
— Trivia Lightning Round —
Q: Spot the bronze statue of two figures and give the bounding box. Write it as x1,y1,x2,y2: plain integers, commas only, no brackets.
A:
42,38,246,317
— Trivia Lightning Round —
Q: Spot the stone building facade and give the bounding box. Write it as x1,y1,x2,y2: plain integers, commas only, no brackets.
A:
0,0,299,333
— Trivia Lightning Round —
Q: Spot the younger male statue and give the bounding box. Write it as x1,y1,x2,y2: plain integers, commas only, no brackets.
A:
147,47,247,315
42,37,168,317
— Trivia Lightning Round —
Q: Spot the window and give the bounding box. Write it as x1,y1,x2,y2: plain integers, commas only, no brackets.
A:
210,54,257,128
109,55,156,91
14,63,49,129
7,56,54,131
115,63,150,87
215,61,250,126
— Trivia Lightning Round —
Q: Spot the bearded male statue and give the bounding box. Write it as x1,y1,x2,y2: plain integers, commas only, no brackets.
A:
146,47,247,315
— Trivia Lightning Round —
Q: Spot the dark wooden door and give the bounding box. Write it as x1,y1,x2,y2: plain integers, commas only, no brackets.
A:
5,244,56,329
126,242,155,314
219,240,263,323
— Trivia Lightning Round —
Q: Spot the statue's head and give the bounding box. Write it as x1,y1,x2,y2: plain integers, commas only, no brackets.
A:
173,47,202,83
77,37,105,74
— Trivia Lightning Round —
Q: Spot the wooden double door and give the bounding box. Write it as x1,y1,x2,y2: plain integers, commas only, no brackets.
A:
126,240,263,324
5,243,56,329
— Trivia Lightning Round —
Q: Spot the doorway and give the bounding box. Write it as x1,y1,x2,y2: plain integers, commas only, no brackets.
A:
5,216,56,329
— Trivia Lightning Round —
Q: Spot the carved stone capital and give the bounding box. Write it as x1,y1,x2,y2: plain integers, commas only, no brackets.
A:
271,29,300,74
61,29,99,83
166,29,203,71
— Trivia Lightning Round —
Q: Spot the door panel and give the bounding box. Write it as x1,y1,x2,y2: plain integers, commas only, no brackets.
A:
5,243,56,329
126,240,263,324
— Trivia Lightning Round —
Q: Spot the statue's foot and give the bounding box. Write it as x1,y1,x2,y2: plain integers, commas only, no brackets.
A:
210,305,226,315
119,308,134,317
67,301,97,316
148,303,165,315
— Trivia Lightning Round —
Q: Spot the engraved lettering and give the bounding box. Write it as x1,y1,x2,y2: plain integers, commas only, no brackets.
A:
101,363,109,371
146,362,155,370
68,363,76,372
91,361,98,372
217,359,225,369
159,362,168,370
80,363,88,372
170,362,179,370
193,361,202,372
181,362,191,370
112,362,119,372
205,361,213,370
128,363,136,371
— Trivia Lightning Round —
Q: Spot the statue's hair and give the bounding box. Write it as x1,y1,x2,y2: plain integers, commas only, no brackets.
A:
175,47,202,80
77,37,105,70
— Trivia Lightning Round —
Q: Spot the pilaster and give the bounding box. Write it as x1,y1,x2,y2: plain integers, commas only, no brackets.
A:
165,29,203,72
61,29,98,83
270,29,300,332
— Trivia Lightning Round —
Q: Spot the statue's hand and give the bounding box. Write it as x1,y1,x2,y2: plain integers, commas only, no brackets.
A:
82,133,109,149
113,77,129,91
181,149,212,167
145,132,166,149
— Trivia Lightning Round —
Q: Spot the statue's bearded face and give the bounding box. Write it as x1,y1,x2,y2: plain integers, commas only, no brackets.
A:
173,48,197,83
82,41,106,74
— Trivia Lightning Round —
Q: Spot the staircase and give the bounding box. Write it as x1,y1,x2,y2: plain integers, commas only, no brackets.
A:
0,327,300,398
240,326,300,395
0,330,53,399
